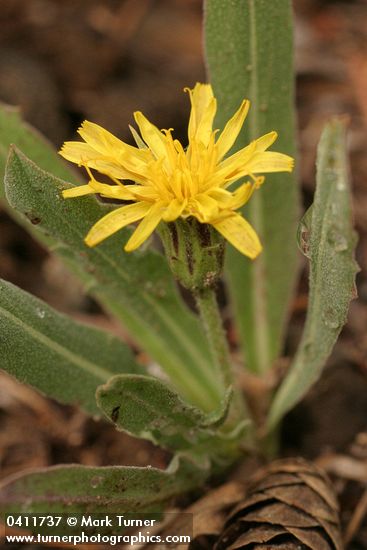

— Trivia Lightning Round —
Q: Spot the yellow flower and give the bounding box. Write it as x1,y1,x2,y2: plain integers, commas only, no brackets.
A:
59,83,294,258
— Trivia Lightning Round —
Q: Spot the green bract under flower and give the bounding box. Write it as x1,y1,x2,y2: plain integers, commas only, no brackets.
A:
59,83,294,258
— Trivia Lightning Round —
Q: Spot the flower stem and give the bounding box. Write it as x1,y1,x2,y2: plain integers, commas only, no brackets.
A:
194,286,251,433
194,287,233,389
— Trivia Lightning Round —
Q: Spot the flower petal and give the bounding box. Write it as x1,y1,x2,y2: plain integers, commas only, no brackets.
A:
125,185,159,200
207,142,257,188
78,120,129,155
216,99,250,159
192,194,219,222
59,141,99,164
227,182,254,209
134,111,168,160
247,151,294,173
162,198,186,222
214,132,286,186
63,174,136,201
62,185,96,198
85,202,150,247
86,178,135,200
208,188,233,206
124,203,163,251
252,131,278,151
59,141,145,181
78,120,153,175
218,131,278,171
185,83,217,146
89,160,141,180
212,213,262,259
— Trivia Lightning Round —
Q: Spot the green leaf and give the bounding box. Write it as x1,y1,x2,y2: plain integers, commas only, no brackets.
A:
96,375,233,454
0,104,79,198
4,148,222,411
0,105,81,251
267,119,359,429
0,278,142,416
0,457,208,518
205,0,300,373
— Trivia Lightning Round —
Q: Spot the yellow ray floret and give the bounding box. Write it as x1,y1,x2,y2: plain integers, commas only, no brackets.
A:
59,83,294,259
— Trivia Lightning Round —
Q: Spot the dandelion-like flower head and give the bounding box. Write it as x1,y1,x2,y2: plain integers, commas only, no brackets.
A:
60,83,294,258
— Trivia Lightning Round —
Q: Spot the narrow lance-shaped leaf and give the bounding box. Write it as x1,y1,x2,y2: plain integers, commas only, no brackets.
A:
205,0,299,373
267,119,359,429
4,148,222,411
0,457,208,518
0,278,143,416
96,375,238,459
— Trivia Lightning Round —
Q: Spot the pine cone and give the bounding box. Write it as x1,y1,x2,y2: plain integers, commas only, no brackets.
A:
215,458,343,550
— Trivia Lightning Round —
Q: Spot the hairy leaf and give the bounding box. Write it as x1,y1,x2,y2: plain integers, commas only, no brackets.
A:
0,457,208,518
97,375,234,454
0,278,142,416
267,119,359,429
205,0,299,373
